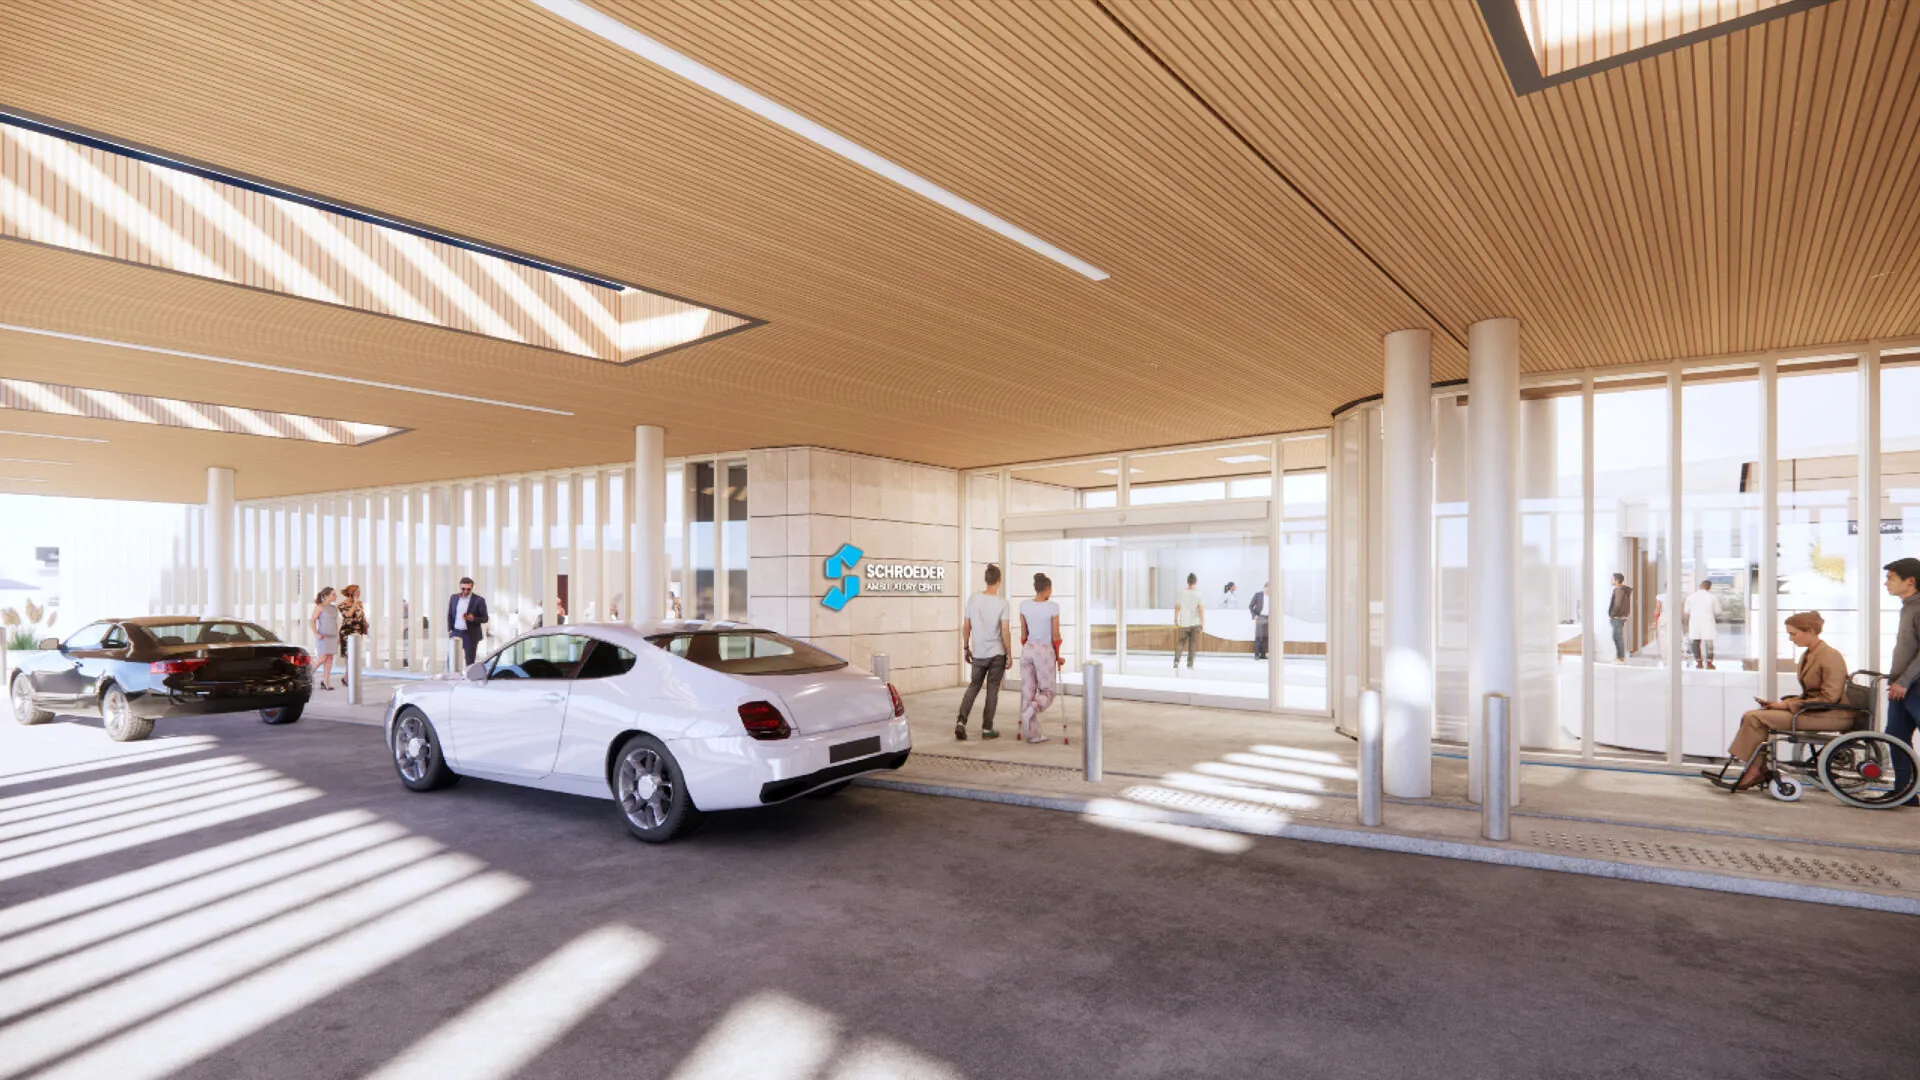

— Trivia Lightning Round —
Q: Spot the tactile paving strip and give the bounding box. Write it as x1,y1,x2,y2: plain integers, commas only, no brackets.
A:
1526,830,1905,891
911,753,1090,780
1119,784,1356,826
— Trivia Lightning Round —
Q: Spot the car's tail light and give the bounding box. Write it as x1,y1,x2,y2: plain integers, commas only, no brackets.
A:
284,652,313,667
887,683,905,718
738,700,791,741
150,658,209,675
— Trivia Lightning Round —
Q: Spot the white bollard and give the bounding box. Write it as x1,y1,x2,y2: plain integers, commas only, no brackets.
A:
871,652,890,683
1482,693,1512,841
348,634,366,706
1358,688,1384,827
1082,661,1103,782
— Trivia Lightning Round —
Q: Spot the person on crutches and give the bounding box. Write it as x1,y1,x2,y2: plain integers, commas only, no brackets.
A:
1018,573,1062,744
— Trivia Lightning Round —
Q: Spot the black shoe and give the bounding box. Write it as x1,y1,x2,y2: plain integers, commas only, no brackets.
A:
982,728,1000,740
954,721,967,741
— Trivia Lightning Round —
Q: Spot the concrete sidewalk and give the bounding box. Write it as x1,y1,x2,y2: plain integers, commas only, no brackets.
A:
305,677,1920,913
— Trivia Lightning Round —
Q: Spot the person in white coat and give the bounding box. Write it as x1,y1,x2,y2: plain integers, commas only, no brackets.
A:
1683,578,1722,670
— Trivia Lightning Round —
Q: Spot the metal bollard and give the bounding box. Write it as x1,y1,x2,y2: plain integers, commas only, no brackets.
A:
1357,687,1383,826
1082,661,1103,782
1482,693,1512,841
348,634,366,706
871,652,889,683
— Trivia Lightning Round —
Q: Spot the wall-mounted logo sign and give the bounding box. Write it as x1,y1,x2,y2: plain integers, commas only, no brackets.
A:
821,542,947,611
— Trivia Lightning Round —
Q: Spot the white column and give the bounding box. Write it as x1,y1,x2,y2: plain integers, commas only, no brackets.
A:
1860,346,1882,671
1759,358,1778,701
633,426,667,625
1466,318,1520,805
1268,438,1284,713
203,466,235,619
1381,329,1434,797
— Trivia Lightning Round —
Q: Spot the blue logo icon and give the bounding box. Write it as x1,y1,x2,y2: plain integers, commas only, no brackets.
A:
822,543,864,611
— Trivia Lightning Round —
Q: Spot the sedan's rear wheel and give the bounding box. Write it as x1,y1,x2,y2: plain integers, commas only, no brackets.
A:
259,703,304,725
101,686,153,742
614,735,700,843
392,707,457,791
11,674,52,725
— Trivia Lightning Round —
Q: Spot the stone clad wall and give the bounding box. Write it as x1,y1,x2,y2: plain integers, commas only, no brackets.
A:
747,448,961,693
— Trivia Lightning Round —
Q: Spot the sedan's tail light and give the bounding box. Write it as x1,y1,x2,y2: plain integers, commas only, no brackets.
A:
887,683,905,718
285,653,313,667
738,700,792,741
150,658,209,675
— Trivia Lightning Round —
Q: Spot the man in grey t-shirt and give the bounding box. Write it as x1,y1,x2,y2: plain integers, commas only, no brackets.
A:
957,564,1010,741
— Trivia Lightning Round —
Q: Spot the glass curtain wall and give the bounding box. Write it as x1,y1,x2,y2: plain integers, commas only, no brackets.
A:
1884,356,1920,672
1679,368,1761,757
1281,436,1330,711
1519,385,1584,752
1776,362,1861,674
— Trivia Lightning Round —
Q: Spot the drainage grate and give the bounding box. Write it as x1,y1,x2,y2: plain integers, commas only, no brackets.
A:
1526,830,1905,891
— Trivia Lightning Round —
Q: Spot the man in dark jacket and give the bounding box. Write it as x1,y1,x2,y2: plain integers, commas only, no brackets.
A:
1608,573,1633,662
447,577,490,669
1249,582,1270,661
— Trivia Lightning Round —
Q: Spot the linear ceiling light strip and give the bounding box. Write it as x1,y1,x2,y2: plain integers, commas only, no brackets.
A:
0,378,402,447
0,324,574,416
0,428,108,443
529,0,1110,282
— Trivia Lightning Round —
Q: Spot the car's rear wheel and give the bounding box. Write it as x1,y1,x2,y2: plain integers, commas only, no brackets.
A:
392,707,457,791
10,674,52,725
614,734,701,843
101,686,153,742
259,703,304,725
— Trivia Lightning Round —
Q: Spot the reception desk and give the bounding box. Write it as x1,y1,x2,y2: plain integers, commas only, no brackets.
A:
1560,656,1766,758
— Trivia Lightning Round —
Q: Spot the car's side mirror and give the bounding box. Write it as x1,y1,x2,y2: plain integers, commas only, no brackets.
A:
465,662,489,682
38,637,60,651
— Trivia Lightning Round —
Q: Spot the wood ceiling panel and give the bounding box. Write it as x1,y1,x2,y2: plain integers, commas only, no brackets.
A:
0,0,1911,504
1107,0,1920,371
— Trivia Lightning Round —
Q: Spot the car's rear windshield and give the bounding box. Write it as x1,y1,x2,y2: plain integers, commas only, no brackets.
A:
138,622,279,646
646,630,846,675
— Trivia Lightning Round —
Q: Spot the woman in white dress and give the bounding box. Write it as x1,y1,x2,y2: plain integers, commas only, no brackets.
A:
1018,573,1063,744
310,587,340,690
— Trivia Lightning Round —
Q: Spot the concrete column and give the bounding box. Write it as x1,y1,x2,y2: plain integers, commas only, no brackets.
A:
632,425,667,625
1381,329,1434,797
1860,346,1882,672
1467,318,1520,805
203,466,235,619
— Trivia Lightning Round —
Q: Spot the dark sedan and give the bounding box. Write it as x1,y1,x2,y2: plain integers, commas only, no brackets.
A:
8,617,313,741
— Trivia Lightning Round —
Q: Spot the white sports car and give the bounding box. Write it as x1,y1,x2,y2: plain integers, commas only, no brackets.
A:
384,621,912,841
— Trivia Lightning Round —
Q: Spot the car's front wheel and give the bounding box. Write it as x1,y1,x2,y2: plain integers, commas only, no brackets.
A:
10,674,52,725
101,686,153,742
613,734,701,843
392,707,457,791
260,704,304,725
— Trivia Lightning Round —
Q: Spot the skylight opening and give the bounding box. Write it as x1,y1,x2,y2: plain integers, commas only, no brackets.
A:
1481,0,1830,93
0,378,405,446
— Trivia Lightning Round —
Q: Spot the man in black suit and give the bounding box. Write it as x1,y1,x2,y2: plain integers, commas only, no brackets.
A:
447,577,490,669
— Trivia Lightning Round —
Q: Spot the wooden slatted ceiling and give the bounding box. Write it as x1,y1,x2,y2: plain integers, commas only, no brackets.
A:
0,0,1914,505
1108,0,1920,370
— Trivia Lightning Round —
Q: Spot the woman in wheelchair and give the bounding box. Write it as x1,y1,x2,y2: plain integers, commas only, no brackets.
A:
1708,612,1850,792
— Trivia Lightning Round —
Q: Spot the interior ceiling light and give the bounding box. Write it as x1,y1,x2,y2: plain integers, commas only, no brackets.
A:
1479,0,1830,93
0,324,573,416
529,0,1110,281
0,428,107,443
1095,467,1147,476
0,378,406,446
0,456,73,466
1216,454,1269,465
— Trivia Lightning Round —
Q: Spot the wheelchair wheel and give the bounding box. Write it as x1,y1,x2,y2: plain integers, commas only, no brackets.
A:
1817,732,1919,809
1768,776,1802,802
